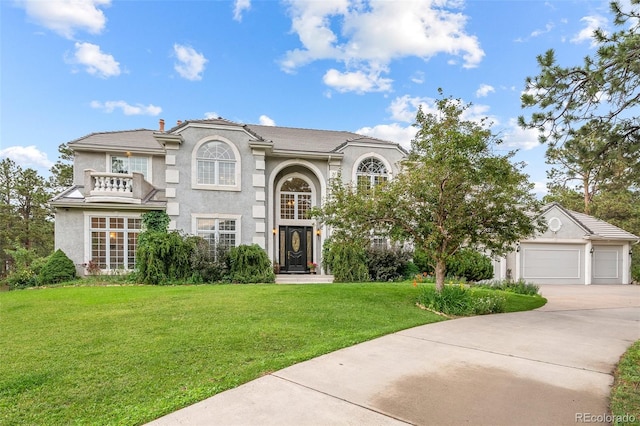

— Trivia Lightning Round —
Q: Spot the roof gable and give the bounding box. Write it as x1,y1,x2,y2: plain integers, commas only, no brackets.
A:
542,202,639,242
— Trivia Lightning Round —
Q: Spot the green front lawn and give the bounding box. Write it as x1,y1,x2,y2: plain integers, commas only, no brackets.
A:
0,283,544,425
610,340,640,425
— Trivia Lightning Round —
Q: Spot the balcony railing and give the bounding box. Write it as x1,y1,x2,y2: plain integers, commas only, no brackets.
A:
83,170,155,204
92,173,134,195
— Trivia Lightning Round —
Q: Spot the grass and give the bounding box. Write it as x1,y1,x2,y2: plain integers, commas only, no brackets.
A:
0,282,544,425
610,340,640,425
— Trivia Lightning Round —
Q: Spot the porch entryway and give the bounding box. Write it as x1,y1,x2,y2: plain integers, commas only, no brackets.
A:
278,225,313,273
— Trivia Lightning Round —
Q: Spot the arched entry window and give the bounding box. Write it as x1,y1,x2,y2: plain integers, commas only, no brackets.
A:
356,157,388,190
280,177,312,220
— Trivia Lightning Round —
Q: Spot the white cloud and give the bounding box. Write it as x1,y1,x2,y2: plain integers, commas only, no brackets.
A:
323,68,392,94
532,181,548,197
281,0,484,93
0,145,53,169
410,71,425,84
530,22,554,38
173,44,207,81
91,100,162,116
259,115,276,126
388,95,436,122
18,0,110,39
571,15,607,46
356,123,417,149
233,0,251,21
70,42,120,78
475,84,495,98
500,118,540,151
204,111,220,119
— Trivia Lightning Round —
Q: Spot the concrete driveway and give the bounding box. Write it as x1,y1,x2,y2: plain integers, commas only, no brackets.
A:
149,285,640,426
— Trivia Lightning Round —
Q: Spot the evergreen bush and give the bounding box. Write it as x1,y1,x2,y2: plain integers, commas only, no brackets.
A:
136,231,194,285
188,236,230,283
322,238,369,283
446,249,493,282
39,249,77,285
365,246,411,282
227,244,274,284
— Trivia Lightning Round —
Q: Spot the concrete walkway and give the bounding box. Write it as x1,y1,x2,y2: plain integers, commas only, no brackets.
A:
149,285,640,426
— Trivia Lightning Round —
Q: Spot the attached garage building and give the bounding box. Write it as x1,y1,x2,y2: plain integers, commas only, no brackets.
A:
497,203,638,285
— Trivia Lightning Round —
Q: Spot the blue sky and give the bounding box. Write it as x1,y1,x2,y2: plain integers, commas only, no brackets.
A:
0,0,626,196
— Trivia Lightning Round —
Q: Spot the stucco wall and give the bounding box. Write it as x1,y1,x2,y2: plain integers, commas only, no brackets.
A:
53,208,85,275
72,150,166,189
167,126,259,245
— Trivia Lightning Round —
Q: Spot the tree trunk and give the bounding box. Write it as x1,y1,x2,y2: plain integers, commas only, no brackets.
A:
583,177,591,215
435,258,446,292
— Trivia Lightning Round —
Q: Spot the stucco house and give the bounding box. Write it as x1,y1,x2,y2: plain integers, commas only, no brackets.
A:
494,202,638,285
50,118,406,276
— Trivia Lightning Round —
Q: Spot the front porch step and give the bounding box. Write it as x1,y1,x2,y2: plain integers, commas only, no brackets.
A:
275,274,334,284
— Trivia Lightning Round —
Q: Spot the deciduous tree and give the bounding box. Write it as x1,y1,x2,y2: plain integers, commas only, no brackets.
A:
316,92,544,291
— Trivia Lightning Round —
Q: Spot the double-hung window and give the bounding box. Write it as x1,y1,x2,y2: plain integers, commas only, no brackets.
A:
196,218,238,255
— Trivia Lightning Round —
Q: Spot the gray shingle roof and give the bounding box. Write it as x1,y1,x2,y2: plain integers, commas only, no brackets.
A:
69,129,164,152
245,124,367,152
66,119,405,155
546,202,639,241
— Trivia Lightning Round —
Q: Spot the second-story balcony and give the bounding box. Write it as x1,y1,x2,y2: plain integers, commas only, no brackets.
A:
83,169,156,204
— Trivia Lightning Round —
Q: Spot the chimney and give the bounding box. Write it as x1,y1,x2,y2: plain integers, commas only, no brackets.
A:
177,120,182,126
159,119,165,132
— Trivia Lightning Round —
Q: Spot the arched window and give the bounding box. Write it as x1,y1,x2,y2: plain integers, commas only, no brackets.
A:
356,157,388,190
196,141,236,186
280,177,312,220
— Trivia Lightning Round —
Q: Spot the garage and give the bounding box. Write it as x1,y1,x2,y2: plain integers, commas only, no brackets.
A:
520,243,584,285
502,203,638,285
592,245,624,285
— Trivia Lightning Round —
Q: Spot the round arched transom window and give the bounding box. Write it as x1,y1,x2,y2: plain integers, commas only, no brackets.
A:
196,141,236,186
356,157,388,190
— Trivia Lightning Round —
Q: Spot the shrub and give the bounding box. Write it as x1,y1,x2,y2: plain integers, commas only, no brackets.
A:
474,279,540,296
39,249,77,285
3,245,49,289
227,244,275,284
136,230,194,285
446,249,494,282
322,238,369,283
366,246,411,282
419,285,472,316
188,237,230,283
142,211,170,232
471,292,507,314
418,285,507,316
413,248,493,282
412,248,434,275
6,268,38,289
403,261,420,279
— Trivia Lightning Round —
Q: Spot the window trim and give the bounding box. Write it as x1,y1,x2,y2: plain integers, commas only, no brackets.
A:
351,153,392,190
191,136,241,191
106,153,152,180
276,173,316,226
83,212,142,272
191,213,242,250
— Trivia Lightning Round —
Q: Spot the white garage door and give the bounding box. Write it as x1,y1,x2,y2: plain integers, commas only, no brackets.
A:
521,243,584,285
592,246,623,284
